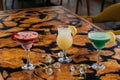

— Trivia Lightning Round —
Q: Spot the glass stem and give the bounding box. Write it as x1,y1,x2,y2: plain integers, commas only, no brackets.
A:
63,50,67,59
26,49,30,66
97,49,101,66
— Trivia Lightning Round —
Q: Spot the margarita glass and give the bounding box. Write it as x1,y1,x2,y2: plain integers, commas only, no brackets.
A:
12,31,38,70
56,27,73,63
88,31,110,70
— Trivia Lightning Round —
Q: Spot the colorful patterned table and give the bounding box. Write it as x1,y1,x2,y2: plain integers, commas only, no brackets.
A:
0,6,120,80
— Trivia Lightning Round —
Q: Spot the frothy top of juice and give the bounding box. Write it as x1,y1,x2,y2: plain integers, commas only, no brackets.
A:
15,31,38,40
88,32,110,40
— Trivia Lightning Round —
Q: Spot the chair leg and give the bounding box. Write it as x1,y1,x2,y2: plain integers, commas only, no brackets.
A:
0,0,4,10
113,0,116,4
86,0,90,16
68,0,70,3
11,0,15,9
76,0,90,15
60,0,70,5
101,0,116,12
101,0,105,12
80,0,82,5
60,0,62,5
21,0,25,8
42,0,46,6
75,0,80,14
4,0,7,9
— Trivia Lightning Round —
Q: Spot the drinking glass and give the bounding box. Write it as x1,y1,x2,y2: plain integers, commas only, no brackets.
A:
79,67,86,79
88,31,110,70
56,27,73,63
13,31,38,70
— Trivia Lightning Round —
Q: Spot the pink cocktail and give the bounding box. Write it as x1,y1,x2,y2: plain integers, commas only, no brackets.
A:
12,31,38,70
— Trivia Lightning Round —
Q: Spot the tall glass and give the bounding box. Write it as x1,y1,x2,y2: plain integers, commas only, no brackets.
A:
88,31,110,70
13,31,38,70
57,27,73,63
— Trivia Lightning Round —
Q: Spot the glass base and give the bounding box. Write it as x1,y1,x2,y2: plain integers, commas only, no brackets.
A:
92,63,105,70
22,63,35,70
58,57,72,63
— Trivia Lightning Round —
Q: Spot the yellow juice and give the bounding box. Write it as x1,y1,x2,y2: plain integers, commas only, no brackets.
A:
57,28,73,50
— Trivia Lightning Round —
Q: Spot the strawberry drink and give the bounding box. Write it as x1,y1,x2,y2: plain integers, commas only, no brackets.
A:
12,31,38,70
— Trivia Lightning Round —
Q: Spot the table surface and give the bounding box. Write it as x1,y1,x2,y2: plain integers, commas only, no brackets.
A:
0,6,120,80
